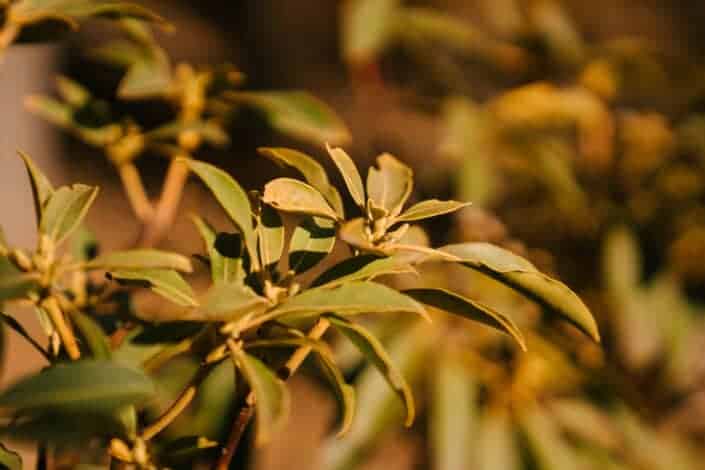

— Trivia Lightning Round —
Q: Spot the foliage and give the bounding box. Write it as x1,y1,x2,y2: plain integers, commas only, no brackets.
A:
0,2,601,468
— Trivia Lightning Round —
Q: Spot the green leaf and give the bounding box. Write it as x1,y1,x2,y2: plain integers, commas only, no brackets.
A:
72,225,98,261
258,147,345,218
185,159,258,269
246,336,355,437
366,153,413,217
338,217,382,254
40,184,99,245
0,257,38,302
191,215,244,283
430,351,476,470
0,360,155,413
199,282,271,321
144,120,229,147
313,255,416,288
109,269,198,307
326,145,366,209
440,243,600,342
230,349,290,446
86,249,192,272
18,150,54,226
0,442,21,470
69,310,111,359
404,288,526,350
341,0,401,66
477,411,521,470
395,199,470,222
263,281,428,322
160,436,219,464
226,91,350,145
288,216,336,274
325,314,415,426
257,205,285,271
55,75,91,106
263,178,339,221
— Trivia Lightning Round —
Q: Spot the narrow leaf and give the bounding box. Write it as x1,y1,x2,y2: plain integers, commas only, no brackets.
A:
69,310,111,359
230,349,290,446
263,178,339,220
477,411,521,470
326,144,366,209
40,184,99,245
341,0,401,66
0,443,21,470
288,216,336,274
258,205,285,271
0,360,155,413
199,282,271,321
86,249,192,272
440,243,600,341
313,255,416,288
395,199,470,222
404,288,526,350
366,153,413,217
258,147,345,218
191,215,243,283
109,269,198,307
185,159,258,268
264,281,428,322
18,151,54,225
326,314,415,426
227,91,350,145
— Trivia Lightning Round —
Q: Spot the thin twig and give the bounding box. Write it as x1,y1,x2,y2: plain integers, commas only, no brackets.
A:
141,385,197,441
42,297,80,360
118,163,154,222
215,319,332,469
139,156,190,247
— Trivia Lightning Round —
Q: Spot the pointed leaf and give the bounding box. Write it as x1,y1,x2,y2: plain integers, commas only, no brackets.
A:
246,336,355,437
199,282,271,321
263,178,339,220
431,351,476,470
258,205,285,271
40,184,99,245
313,254,416,288
326,144,366,209
288,216,336,274
395,199,470,222
0,360,155,413
0,443,21,470
264,281,427,322
440,243,600,341
68,310,111,359
185,159,258,269
404,288,526,350
86,249,192,272
109,269,198,307
258,147,345,218
366,153,413,217
230,349,290,446
191,215,244,283
227,91,350,145
325,314,415,426
18,151,54,225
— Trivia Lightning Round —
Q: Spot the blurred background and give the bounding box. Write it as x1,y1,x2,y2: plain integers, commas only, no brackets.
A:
3,0,705,468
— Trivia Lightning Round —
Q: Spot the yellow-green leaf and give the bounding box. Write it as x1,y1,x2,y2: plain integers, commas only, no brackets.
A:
288,216,337,274
109,269,198,307
69,310,111,360
263,178,340,220
326,144,366,209
0,443,21,470
326,314,415,426
440,243,600,341
199,282,271,321
86,249,192,272
395,199,470,223
227,91,350,145
40,184,99,245
258,147,345,218
366,153,413,217
257,205,285,271
18,151,54,226
191,215,244,283
405,288,526,350
313,254,416,288
341,0,401,66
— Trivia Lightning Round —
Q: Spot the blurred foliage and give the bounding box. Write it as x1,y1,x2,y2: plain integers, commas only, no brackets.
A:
0,1,601,469
324,0,705,469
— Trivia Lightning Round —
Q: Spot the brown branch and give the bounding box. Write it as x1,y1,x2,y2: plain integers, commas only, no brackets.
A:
118,163,154,222
215,403,254,470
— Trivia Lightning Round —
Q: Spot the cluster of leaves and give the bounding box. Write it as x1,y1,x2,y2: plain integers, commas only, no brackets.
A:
331,0,705,469
0,144,598,469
